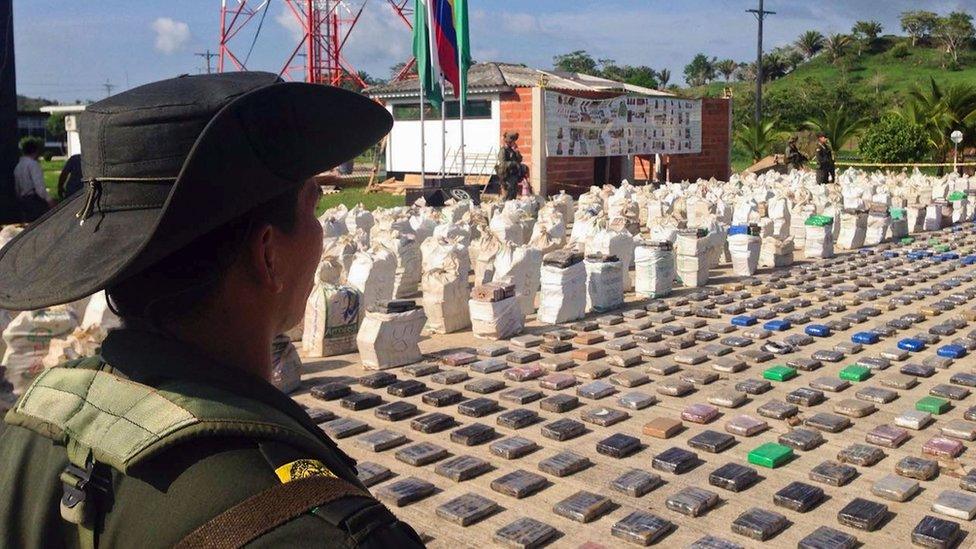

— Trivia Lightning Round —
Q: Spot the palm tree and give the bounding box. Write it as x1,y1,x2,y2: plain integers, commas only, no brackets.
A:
795,30,825,59
735,118,783,162
657,68,671,88
803,107,870,152
900,77,976,166
823,33,852,63
715,59,738,82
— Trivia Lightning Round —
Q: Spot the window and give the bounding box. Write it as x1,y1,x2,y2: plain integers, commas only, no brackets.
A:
392,99,492,121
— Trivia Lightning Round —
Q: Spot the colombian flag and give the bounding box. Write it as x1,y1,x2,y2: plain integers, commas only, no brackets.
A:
429,0,470,100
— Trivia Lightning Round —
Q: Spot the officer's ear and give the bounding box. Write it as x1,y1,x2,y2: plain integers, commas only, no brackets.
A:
244,222,284,294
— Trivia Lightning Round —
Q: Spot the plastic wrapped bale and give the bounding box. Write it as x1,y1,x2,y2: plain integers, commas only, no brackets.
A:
469,295,524,340
924,203,943,231
537,253,586,324
634,241,675,298
728,233,761,276
803,217,834,259
421,255,471,334
347,248,396,310
302,279,362,358
270,334,302,393
489,210,525,245
836,210,867,250
584,255,624,313
492,243,543,316
344,203,374,237
589,221,636,292
472,231,503,286
2,306,79,395
356,304,427,369
759,236,794,268
888,209,909,240
864,211,891,246
381,232,422,298
420,236,470,279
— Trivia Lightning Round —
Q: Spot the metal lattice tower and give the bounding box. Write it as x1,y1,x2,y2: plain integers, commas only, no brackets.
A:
218,0,417,87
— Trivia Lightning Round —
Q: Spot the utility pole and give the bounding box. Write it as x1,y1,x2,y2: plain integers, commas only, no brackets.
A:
195,49,218,74
102,79,115,98
747,0,775,126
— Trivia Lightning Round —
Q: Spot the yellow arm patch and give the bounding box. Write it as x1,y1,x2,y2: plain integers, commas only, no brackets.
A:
274,459,337,483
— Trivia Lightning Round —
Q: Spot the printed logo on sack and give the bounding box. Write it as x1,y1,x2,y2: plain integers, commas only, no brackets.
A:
450,188,472,201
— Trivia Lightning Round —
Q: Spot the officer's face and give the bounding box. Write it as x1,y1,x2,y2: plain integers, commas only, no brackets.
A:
275,179,324,332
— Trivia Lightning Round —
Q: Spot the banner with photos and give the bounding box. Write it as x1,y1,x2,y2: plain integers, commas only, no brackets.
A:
545,91,702,157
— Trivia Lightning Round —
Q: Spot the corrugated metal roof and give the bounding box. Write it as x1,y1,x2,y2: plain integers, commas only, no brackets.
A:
366,62,673,99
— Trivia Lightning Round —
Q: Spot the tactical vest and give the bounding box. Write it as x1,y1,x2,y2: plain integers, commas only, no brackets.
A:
4,357,355,548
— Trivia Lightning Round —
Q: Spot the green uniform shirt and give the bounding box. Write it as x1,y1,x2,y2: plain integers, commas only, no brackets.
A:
0,328,424,548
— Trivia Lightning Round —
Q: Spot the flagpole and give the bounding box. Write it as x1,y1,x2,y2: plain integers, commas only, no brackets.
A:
441,76,447,178
458,72,465,179
420,78,426,184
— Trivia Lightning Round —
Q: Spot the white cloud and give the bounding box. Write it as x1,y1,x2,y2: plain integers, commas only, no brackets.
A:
275,7,304,42
503,13,540,34
151,17,190,54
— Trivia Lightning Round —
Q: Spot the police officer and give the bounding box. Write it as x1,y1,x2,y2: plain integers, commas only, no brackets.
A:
0,73,424,548
496,131,523,200
784,135,807,171
815,132,836,184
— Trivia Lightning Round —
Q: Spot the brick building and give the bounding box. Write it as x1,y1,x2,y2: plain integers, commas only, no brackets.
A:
367,62,731,197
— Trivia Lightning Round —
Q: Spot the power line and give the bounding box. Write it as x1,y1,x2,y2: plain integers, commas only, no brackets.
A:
195,49,219,74
242,0,272,69
747,0,775,126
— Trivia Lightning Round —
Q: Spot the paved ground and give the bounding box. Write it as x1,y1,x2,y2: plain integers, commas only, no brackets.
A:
295,228,976,548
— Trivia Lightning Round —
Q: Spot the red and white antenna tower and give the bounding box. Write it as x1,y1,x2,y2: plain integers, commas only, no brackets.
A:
218,0,417,87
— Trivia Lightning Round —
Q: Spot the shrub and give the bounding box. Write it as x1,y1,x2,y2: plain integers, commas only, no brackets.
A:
859,115,929,163
890,42,911,59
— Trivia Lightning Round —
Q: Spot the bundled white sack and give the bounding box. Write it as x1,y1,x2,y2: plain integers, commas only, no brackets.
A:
804,225,834,259
321,234,358,281
634,241,675,298
585,256,624,313
648,215,680,244
357,306,426,370
347,248,396,310
569,208,601,252
472,231,503,285
318,208,348,238
345,203,374,237
588,222,635,292
551,191,575,226
489,210,525,245
270,334,302,393
421,255,471,334
492,243,543,316
528,223,565,256
382,232,422,298
537,258,586,325
408,210,438,244
302,277,362,358
952,197,969,224
469,295,524,340
442,200,472,224
432,221,472,247
2,306,78,395
759,236,794,268
864,211,890,246
675,254,710,288
0,224,23,251
81,291,121,333
789,204,816,250
906,206,925,233
420,236,470,278
924,204,943,232
728,233,761,276
768,197,790,238
836,210,867,250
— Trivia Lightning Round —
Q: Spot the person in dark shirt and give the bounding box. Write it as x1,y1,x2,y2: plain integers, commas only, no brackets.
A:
815,133,835,184
784,135,807,171
57,153,83,199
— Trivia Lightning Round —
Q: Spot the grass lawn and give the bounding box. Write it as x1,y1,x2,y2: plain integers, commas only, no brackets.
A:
41,159,65,199
316,185,404,215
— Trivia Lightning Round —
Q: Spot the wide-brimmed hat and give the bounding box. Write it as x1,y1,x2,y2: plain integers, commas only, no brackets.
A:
0,72,392,310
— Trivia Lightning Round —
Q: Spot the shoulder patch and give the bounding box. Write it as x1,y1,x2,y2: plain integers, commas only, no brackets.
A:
275,459,337,483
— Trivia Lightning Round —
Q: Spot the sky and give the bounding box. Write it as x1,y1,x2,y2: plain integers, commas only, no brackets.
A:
12,0,976,103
